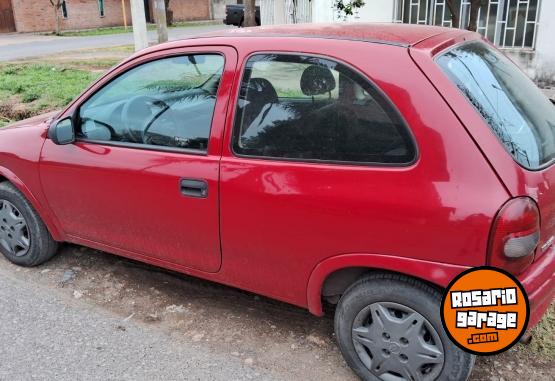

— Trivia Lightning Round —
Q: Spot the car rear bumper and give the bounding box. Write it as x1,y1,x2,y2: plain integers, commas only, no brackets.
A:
519,246,555,329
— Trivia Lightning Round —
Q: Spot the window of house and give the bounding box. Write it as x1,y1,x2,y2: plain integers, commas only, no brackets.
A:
61,0,68,19
232,54,415,164
98,0,105,17
78,54,224,152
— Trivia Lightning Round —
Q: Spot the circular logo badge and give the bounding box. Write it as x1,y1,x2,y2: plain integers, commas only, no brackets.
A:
441,267,529,355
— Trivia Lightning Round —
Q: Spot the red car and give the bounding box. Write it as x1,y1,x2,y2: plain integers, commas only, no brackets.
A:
0,23,554,380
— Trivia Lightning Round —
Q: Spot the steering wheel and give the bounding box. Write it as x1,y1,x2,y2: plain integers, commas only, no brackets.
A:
121,95,168,143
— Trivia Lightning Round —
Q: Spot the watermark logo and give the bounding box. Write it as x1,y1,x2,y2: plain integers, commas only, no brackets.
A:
441,267,529,355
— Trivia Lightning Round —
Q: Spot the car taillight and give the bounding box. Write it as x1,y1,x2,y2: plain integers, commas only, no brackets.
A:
488,197,540,275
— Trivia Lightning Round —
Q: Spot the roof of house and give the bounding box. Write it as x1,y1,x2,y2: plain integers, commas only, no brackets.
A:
198,22,461,47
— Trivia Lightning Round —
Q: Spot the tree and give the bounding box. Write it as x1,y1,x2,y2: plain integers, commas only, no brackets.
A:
49,0,63,35
164,0,173,26
155,0,168,43
244,0,257,27
334,0,366,20
466,0,482,32
445,0,483,31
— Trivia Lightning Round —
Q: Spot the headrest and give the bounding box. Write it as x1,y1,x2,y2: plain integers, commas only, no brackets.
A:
300,65,336,96
245,77,278,104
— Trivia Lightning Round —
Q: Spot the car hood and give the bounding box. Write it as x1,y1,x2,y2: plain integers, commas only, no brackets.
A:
2,110,60,131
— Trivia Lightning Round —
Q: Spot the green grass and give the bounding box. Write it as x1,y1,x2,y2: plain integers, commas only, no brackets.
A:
526,303,554,358
0,64,102,121
58,21,219,37
0,118,11,128
59,25,156,37
102,45,135,53
63,59,122,70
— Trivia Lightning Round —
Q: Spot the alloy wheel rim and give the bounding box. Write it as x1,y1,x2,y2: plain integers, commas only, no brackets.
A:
0,199,30,257
352,302,444,381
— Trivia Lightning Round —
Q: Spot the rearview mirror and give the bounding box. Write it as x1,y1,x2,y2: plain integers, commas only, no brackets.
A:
49,118,75,145
187,55,206,65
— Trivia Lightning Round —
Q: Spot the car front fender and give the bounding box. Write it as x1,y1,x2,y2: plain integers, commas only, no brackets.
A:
0,165,63,242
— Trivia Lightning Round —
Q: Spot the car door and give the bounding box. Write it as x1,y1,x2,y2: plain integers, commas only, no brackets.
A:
219,51,420,300
40,47,237,273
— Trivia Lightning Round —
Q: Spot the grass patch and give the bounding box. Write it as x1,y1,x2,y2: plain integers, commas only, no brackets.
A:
62,59,122,70
100,45,135,54
58,21,219,37
0,63,101,121
60,25,155,37
0,118,12,128
525,303,554,358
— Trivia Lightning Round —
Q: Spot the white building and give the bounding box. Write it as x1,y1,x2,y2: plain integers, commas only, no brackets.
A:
261,0,555,80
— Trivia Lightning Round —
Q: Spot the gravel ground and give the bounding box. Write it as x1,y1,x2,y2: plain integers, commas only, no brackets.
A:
0,245,553,380
0,270,281,381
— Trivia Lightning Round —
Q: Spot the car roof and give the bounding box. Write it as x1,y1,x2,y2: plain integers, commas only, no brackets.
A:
127,23,474,64
196,23,461,48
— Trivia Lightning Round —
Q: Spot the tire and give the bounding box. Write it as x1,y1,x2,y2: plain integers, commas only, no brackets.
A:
0,182,58,266
335,273,475,381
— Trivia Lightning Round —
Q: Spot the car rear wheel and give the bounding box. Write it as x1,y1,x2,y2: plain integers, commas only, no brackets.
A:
335,273,475,381
0,182,58,266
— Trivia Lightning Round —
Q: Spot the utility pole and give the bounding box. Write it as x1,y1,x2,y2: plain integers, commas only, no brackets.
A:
154,0,168,43
244,0,257,26
130,0,148,51
208,0,214,22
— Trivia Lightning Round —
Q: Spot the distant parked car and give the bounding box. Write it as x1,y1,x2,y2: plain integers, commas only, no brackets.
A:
1,24,554,381
223,4,260,27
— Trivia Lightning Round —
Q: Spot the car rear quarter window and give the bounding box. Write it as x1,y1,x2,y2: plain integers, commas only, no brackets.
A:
232,54,416,165
437,41,555,170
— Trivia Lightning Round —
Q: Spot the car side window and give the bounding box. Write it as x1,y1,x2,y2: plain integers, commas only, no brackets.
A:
78,54,224,152
232,54,415,164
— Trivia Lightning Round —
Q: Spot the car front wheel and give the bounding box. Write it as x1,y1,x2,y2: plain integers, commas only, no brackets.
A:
335,273,475,381
0,182,58,266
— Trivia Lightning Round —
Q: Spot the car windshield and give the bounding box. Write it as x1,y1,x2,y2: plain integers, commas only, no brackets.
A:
437,41,555,169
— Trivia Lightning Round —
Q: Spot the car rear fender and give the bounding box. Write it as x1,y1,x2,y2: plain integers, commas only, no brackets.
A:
306,253,469,316
411,34,555,264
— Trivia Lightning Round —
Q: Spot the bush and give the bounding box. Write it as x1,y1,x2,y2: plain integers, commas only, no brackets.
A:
22,92,40,103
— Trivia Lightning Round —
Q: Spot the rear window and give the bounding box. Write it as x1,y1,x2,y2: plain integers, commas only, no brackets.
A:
437,41,555,169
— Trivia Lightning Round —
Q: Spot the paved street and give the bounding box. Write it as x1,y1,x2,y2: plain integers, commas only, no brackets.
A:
0,24,233,62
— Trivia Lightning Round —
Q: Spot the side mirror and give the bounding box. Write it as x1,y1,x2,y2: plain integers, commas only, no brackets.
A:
49,118,75,145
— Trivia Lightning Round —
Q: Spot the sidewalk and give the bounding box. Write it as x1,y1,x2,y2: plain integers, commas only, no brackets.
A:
0,24,233,62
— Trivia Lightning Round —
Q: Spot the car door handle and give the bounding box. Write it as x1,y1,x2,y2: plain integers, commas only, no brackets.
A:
180,178,208,198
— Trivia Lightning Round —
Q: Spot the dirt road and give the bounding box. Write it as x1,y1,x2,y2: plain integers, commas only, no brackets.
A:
0,245,552,380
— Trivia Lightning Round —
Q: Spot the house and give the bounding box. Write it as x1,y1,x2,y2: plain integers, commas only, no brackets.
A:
0,0,212,33
261,0,554,80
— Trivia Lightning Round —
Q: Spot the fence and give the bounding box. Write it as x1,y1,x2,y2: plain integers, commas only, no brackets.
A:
393,0,541,49
260,0,312,25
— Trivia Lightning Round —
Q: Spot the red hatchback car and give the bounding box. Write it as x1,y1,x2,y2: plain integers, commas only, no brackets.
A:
0,23,554,380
